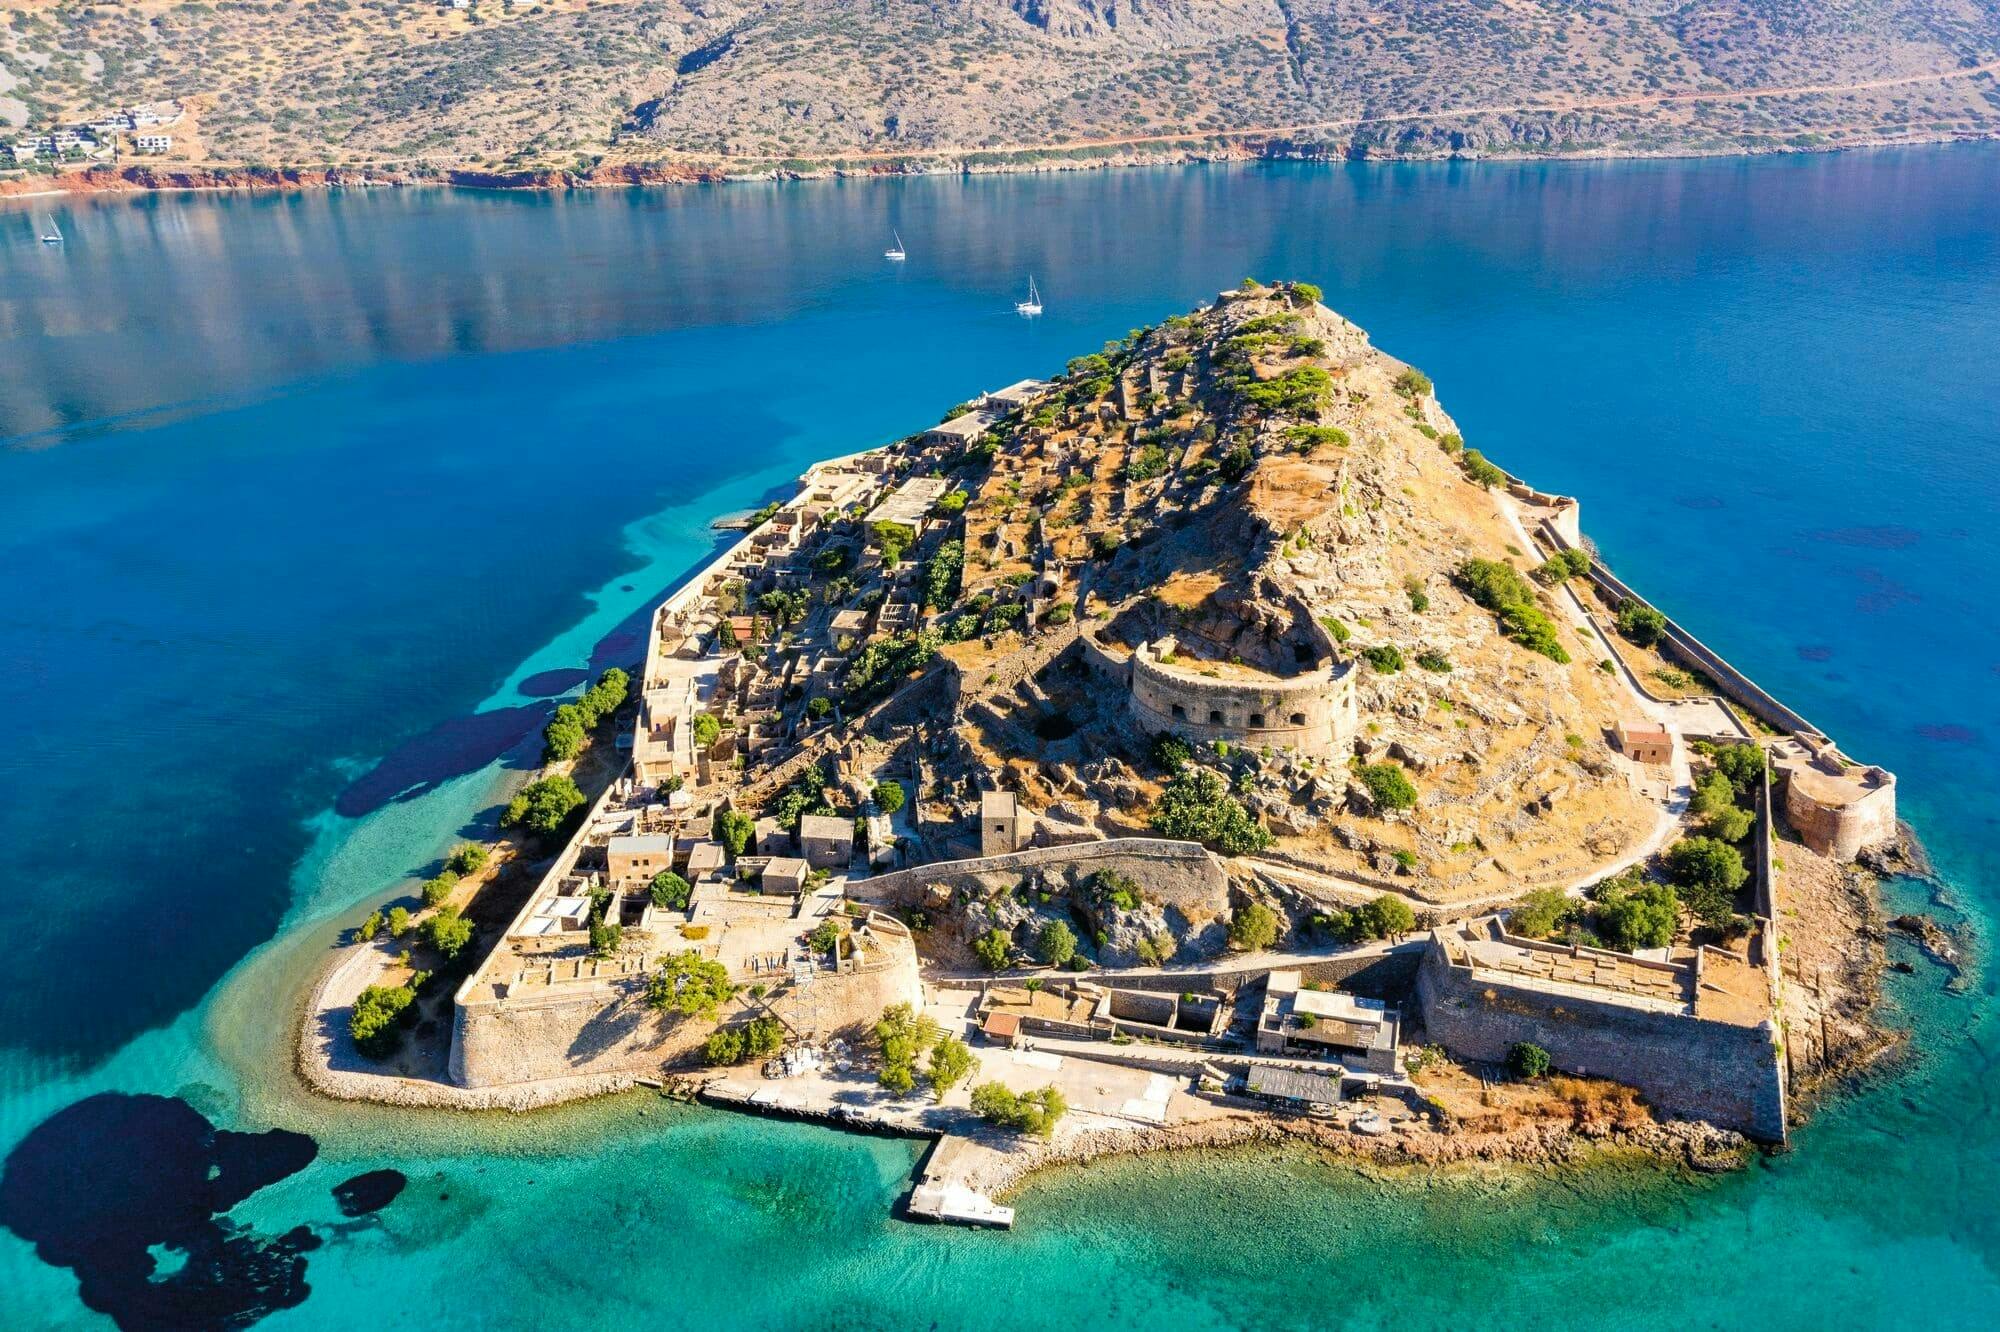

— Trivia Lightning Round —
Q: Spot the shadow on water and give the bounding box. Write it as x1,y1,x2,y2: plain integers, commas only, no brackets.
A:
334,702,555,819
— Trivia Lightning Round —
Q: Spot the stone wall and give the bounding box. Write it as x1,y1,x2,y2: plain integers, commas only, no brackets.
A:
1781,764,1899,861
867,837,1229,920
1123,637,1356,757
1415,944,1787,1141
451,979,665,1089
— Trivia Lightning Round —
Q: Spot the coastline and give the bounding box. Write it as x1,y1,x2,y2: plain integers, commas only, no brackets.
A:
5,127,1999,203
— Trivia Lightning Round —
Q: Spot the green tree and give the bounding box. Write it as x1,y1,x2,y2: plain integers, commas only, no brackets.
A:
422,905,474,960
356,910,384,943
745,1015,786,1059
1690,770,1737,820
927,1035,974,1095
1360,894,1416,938
588,913,621,958
1595,879,1680,952
1037,919,1078,969
873,779,906,814
876,1002,941,1093
1456,558,1570,663
712,808,755,856
1150,767,1272,855
1616,600,1668,647
1508,1042,1552,1080
1288,281,1323,306
650,870,692,911
541,704,587,762
420,870,459,908
692,712,722,748
973,927,1013,972
806,695,834,721
1150,732,1193,774
1710,741,1767,793
806,918,843,954
935,488,969,515
702,1029,747,1065
502,775,585,836
1707,804,1755,843
447,843,489,875
386,906,411,938
870,520,917,566
1228,902,1281,952
1664,837,1748,929
1357,763,1419,812
969,1082,1067,1137
350,983,417,1058
1508,887,1574,939
646,951,736,1018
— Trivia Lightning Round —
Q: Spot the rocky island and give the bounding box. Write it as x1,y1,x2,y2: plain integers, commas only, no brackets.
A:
301,283,1911,1224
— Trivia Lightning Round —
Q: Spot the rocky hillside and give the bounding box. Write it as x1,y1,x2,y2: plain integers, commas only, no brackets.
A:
893,284,1661,911
4,1,1998,174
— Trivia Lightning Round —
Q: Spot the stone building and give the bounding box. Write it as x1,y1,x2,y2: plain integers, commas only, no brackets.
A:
1099,633,1358,757
1613,718,1672,765
1778,750,1897,861
980,791,1023,856
799,814,855,870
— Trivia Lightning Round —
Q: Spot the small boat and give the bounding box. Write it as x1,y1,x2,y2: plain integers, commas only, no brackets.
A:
884,229,906,262
39,214,63,245
1015,275,1042,317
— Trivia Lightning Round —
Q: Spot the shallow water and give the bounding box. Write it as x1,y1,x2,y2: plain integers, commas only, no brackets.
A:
1,152,1996,1329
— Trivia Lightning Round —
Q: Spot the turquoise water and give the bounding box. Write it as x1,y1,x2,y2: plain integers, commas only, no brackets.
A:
1,153,1996,1328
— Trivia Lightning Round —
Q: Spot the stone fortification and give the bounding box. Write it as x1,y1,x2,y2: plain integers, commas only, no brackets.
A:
866,837,1228,917
1781,757,1899,862
1095,633,1357,758
1416,923,1787,1142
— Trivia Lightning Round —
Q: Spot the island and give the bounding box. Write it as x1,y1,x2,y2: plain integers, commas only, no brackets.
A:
300,282,1912,1226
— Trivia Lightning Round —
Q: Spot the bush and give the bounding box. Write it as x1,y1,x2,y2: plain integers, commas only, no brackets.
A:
692,713,722,748
1456,558,1571,663
873,780,906,815
356,911,384,943
973,927,1013,972
1150,767,1272,855
1288,281,1323,306
1228,902,1281,952
806,919,842,954
645,951,736,1018
1415,649,1452,673
1460,449,1507,488
1357,763,1419,811
1318,614,1351,643
745,1015,784,1059
1124,442,1170,481
386,906,411,937
1363,644,1404,673
702,1029,747,1065
422,905,474,960
935,488,969,515
420,870,459,908
587,914,621,958
502,775,586,836
1394,367,1432,398
1507,1042,1552,1080
350,982,418,1058
1595,879,1680,952
923,538,964,610
1150,732,1194,774
447,843,489,876
650,871,692,911
712,809,755,857
806,696,833,721
870,520,917,566
969,1082,1068,1137
1616,600,1667,647
1664,837,1748,929
1710,741,1767,793
1537,548,1592,584
1360,894,1416,938
1707,805,1755,843
1508,887,1574,939
1037,919,1078,968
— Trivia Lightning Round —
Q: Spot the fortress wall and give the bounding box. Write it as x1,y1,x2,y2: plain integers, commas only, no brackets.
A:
1415,946,1787,1142
451,980,664,1089
867,837,1229,917
1781,771,1898,862
1127,647,1351,756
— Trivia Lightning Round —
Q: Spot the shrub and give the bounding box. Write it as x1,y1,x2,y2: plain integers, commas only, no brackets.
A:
447,843,489,876
1151,732,1194,774
1318,614,1351,643
1456,558,1570,663
1357,763,1418,811
587,913,621,958
806,696,833,721
349,982,418,1058
922,538,964,609
692,713,722,748
1595,879,1680,952
1710,741,1767,793
650,871,692,911
502,775,586,836
1150,767,1272,855
1228,902,1281,952
1037,919,1078,969
1124,442,1170,481
423,905,474,960
420,870,459,908
1415,649,1453,673
1394,367,1432,398
1537,548,1592,584
1664,837,1748,929
1283,424,1348,453
712,809,755,856
1509,887,1574,939
1363,644,1404,673
1616,600,1668,647
745,1015,784,1059
973,927,1013,971
645,951,736,1018
1707,805,1756,843
1288,281,1323,306
386,906,411,937
806,919,843,954
1507,1042,1552,1080
356,911,384,943
870,520,917,566
1360,894,1416,938
1460,449,1507,488
702,1029,747,1065
935,488,969,514
873,779,906,814
969,1082,1068,1137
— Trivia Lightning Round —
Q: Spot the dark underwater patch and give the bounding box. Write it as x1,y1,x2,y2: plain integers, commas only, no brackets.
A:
1809,525,1922,549
1674,495,1726,510
1916,723,1979,745
0,1093,320,1331
1796,645,1834,662
332,1169,407,1217
335,702,554,817
517,667,590,698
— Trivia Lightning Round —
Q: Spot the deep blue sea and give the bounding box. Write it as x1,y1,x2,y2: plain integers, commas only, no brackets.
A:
1,152,1996,1330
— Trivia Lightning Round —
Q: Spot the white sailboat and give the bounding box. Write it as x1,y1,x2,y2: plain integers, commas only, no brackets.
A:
884,229,906,261
39,214,63,245
1014,275,1042,317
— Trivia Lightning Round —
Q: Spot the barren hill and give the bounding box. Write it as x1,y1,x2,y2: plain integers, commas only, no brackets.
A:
3,1,1998,178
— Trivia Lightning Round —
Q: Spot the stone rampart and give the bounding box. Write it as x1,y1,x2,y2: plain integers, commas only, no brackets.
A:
1415,942,1786,1141
1124,636,1355,757
866,837,1228,917
1780,760,1898,861
451,978,661,1089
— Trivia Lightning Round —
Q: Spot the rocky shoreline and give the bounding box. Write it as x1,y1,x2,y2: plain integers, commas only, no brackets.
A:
5,128,1996,203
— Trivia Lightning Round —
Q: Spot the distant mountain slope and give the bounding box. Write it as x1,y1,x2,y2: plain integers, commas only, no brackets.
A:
2,0,1997,172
